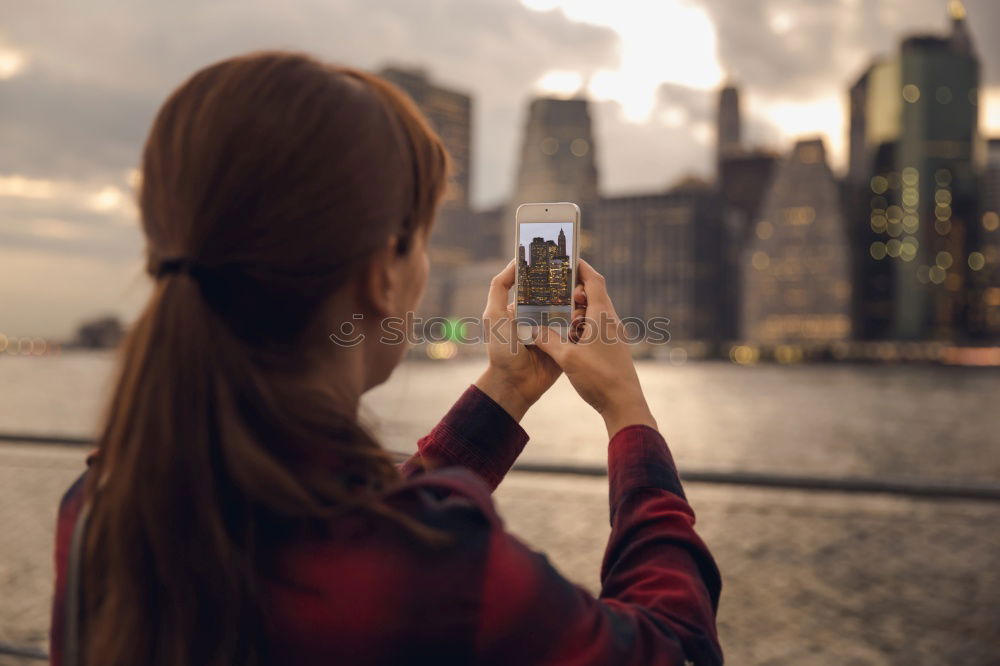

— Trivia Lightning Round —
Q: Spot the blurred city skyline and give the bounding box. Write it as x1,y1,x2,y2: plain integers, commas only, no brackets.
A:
2,0,1000,337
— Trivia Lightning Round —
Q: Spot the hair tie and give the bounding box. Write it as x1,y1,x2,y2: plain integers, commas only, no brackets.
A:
156,257,197,279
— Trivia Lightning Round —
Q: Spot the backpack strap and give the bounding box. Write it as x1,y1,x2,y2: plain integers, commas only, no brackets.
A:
397,467,500,527
64,499,92,666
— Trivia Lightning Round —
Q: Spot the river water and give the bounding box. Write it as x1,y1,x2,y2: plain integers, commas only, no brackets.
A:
2,352,997,483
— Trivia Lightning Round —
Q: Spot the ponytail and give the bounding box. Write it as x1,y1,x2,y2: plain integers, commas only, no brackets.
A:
82,274,404,665
79,51,450,666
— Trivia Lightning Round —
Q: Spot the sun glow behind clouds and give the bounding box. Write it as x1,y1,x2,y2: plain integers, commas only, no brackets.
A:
747,92,847,167
0,47,26,80
524,0,724,121
768,10,795,35
0,173,138,233
89,185,127,213
535,69,585,96
0,175,57,199
983,87,1000,138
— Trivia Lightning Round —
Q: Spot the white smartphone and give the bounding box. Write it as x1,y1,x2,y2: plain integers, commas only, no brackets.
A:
513,202,580,345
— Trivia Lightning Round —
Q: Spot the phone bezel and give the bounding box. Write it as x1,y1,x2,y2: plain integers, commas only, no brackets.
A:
513,202,581,344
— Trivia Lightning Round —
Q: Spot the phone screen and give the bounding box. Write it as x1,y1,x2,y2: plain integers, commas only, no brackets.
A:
516,221,575,328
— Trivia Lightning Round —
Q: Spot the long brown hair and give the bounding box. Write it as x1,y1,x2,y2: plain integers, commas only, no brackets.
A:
81,51,450,665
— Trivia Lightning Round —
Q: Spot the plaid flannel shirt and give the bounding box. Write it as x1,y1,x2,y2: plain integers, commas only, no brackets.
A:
51,385,722,665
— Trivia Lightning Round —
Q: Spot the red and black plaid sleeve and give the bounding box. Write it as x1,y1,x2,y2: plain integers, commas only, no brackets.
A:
400,388,722,663
398,384,529,490
468,424,722,665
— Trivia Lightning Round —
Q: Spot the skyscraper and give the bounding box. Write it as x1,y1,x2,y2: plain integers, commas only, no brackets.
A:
512,98,599,206
967,138,1000,337
715,82,779,341
590,181,726,341
546,240,558,261
528,237,551,303
378,66,474,256
743,139,852,344
846,1,980,340
895,4,979,339
548,257,569,305
557,228,567,257
503,98,600,259
847,59,901,339
517,243,531,305
716,84,742,169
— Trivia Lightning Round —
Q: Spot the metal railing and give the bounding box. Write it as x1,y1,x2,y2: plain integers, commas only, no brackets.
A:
4,431,1000,502
0,642,48,662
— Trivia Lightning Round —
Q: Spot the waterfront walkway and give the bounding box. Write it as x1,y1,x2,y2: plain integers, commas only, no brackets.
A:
2,441,998,665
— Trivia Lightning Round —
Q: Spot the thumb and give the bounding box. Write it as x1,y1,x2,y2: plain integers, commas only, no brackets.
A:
531,325,571,363
484,261,516,318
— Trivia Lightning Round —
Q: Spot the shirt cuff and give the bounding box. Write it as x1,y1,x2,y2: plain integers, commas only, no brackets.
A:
607,424,686,519
413,384,530,491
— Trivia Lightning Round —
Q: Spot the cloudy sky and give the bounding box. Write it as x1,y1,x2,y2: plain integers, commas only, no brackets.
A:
2,0,999,339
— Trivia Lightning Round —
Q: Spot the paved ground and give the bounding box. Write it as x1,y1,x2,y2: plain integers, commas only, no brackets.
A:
2,442,999,665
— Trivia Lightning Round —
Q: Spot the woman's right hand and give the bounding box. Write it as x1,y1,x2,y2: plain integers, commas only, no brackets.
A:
533,259,658,439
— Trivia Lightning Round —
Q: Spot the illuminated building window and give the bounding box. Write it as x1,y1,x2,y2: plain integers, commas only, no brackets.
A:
936,251,953,270
900,238,918,262
756,220,774,239
902,189,919,207
935,189,952,205
570,138,589,157
870,241,887,260
752,251,770,270
901,167,919,185
870,214,888,233
929,265,946,284
784,206,816,225
886,239,902,258
540,137,559,155
968,252,985,271
935,218,952,235
984,212,999,232
902,215,919,234
934,169,952,187
902,84,921,103
870,176,888,194
935,205,952,221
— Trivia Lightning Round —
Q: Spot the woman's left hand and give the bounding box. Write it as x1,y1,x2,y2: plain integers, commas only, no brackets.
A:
475,260,563,421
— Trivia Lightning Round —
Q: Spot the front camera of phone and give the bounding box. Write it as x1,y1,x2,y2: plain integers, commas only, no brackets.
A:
545,208,549,212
